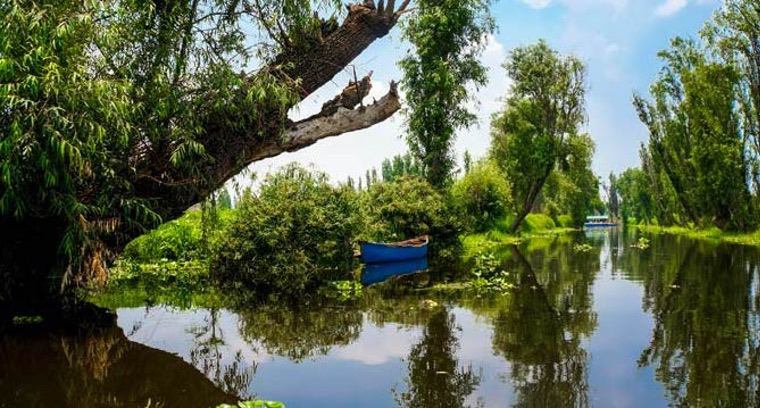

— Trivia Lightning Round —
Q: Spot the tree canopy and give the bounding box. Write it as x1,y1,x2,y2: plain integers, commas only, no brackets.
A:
0,0,409,307
490,40,588,232
633,0,759,230
401,0,493,188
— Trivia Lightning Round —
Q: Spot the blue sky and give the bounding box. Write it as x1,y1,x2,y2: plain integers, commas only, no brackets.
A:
246,0,721,186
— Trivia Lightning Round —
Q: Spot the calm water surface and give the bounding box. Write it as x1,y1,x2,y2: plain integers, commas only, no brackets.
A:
2,229,760,407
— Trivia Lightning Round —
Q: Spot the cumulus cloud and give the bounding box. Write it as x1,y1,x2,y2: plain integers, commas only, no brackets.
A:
520,0,629,13
654,0,688,17
521,0,552,8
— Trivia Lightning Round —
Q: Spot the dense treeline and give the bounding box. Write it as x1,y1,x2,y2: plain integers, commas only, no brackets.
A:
616,0,760,231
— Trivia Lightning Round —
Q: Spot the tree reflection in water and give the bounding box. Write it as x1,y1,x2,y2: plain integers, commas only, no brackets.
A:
491,243,598,407
621,235,760,407
394,306,483,408
188,308,255,398
0,325,239,407
235,301,364,362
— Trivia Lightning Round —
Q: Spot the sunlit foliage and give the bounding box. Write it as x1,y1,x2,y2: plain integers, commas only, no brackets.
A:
211,164,359,297
490,41,588,232
401,0,494,188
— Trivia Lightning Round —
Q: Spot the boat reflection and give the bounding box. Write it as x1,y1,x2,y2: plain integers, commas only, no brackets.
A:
361,257,429,286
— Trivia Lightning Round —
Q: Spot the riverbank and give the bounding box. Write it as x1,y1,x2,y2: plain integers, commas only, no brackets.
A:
461,213,578,260
636,225,760,247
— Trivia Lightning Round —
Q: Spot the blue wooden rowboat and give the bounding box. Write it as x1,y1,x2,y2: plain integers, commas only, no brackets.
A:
359,235,429,263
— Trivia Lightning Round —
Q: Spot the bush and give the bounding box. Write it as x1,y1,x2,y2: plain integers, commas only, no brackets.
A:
121,209,233,262
361,176,463,260
450,161,512,232
556,214,573,228
211,164,359,297
522,213,556,233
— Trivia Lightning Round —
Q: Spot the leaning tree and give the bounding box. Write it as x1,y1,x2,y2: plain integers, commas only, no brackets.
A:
0,0,411,312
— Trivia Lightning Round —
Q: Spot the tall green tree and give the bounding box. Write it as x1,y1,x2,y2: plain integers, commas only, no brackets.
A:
380,153,422,182
490,41,587,232
615,167,654,224
400,0,494,188
634,37,753,230
702,0,760,193
607,173,620,221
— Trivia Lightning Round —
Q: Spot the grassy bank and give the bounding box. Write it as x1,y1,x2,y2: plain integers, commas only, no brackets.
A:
636,224,760,247
462,213,577,260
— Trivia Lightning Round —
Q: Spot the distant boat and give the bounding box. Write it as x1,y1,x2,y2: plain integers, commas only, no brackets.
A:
359,235,429,263
584,215,617,228
361,257,429,286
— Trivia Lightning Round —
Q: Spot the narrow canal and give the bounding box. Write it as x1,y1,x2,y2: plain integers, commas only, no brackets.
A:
2,229,758,407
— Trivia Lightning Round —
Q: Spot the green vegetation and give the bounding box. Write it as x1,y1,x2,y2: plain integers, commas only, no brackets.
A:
460,213,577,261
450,160,512,232
637,225,760,248
469,252,514,292
490,41,591,233
380,153,424,183
617,0,760,233
122,209,233,263
217,401,285,408
401,0,494,188
362,175,463,261
0,0,413,309
211,165,359,297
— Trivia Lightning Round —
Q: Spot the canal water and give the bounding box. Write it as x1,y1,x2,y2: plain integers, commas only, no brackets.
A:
2,229,759,407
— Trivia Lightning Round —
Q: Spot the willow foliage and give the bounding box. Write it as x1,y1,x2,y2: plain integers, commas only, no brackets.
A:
0,0,340,286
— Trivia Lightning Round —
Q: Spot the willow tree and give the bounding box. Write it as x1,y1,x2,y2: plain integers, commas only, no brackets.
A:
0,0,411,312
633,37,753,230
490,41,587,233
702,0,760,192
400,0,493,188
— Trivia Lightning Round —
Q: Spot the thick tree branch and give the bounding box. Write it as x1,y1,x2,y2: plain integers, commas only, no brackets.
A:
272,1,410,97
243,80,401,169
137,1,409,218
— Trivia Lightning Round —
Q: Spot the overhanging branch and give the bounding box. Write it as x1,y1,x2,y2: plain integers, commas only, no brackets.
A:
250,80,401,163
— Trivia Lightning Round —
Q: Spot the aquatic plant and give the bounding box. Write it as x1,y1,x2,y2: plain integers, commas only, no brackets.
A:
322,280,363,302
573,243,594,253
631,237,651,250
470,252,514,292
217,400,285,408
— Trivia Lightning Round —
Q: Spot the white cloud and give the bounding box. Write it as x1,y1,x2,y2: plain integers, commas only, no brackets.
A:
521,0,629,13
521,0,552,8
654,0,688,17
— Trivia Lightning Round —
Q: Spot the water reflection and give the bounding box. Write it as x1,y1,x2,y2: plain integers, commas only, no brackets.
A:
0,326,238,407
492,245,596,407
189,308,255,398
362,257,429,286
394,307,482,408
5,231,760,406
619,235,760,406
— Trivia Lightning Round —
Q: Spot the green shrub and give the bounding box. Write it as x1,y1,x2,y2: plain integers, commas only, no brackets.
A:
121,209,233,262
557,214,573,228
361,176,463,260
211,164,359,297
522,213,556,233
450,161,512,232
